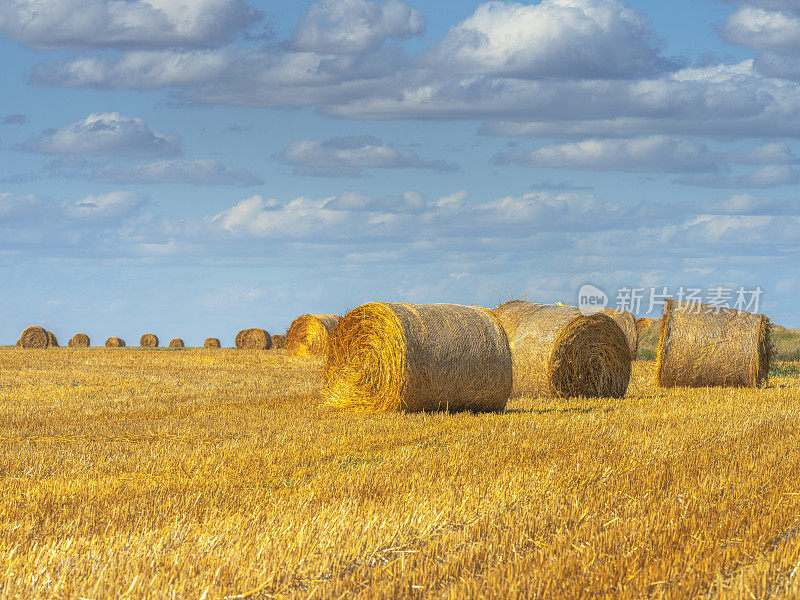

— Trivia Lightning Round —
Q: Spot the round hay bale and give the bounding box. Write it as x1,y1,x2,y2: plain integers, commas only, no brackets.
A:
603,308,638,359
140,333,159,348
19,326,48,349
656,299,773,388
46,331,59,347
493,301,631,399
270,334,286,349
15,339,20,347
286,314,340,356
68,333,90,348
105,337,126,348
204,337,221,348
325,302,512,413
168,338,185,349
235,328,271,350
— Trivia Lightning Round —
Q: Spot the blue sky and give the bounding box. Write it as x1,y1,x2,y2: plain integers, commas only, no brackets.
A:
1,0,799,346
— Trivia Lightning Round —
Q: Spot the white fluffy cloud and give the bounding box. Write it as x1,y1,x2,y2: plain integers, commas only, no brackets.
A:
0,0,262,50
276,135,457,176
290,0,425,54
65,191,147,220
431,0,670,78
20,113,181,156
723,5,800,53
93,159,261,186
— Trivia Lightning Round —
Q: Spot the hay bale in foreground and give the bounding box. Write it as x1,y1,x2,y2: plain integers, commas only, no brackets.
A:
603,308,638,359
270,334,286,349
168,338,185,348
325,302,512,413
140,333,159,348
105,337,126,348
493,301,631,399
19,326,49,349
656,299,772,388
68,333,90,348
235,328,271,350
204,337,221,348
286,314,340,356
46,331,59,347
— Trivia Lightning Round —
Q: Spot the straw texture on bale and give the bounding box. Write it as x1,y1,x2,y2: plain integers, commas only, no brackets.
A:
656,299,773,388
105,337,126,348
270,334,286,349
235,328,271,350
204,337,221,348
286,314,340,356
140,333,159,348
68,333,90,348
602,308,638,359
46,331,59,347
493,301,631,399
15,340,20,347
168,338,185,348
19,326,49,349
325,302,512,413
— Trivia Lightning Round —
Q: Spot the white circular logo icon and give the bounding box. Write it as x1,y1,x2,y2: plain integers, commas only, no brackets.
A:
578,284,608,315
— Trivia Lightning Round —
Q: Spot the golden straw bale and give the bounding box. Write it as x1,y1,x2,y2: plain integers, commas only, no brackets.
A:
325,302,512,413
15,339,20,347
656,299,773,388
68,333,90,348
493,301,631,399
204,337,221,348
602,308,638,359
286,314,340,356
168,338,185,348
140,333,159,348
235,328,271,350
270,334,286,349
19,326,48,348
46,331,59,347
105,337,126,348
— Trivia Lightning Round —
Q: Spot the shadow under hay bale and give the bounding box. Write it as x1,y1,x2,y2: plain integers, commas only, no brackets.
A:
20,326,49,349
235,328,271,350
169,338,185,348
105,337,126,348
68,333,90,348
286,314,340,356
140,333,159,348
270,334,286,349
656,299,773,388
493,301,632,399
325,302,512,413
204,337,221,348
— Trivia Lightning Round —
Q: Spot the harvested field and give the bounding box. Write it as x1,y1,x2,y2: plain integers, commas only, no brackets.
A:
0,346,799,599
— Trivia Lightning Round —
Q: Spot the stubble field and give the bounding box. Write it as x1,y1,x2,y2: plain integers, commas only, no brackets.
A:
1,346,800,599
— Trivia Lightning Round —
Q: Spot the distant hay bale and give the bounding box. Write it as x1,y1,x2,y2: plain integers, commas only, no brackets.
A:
493,301,631,399
287,314,340,356
270,334,286,349
168,338,185,348
46,331,59,347
140,333,159,348
68,333,90,348
204,337,221,348
19,326,48,349
15,339,20,347
656,299,773,388
602,308,638,359
325,302,512,413
105,337,126,348
235,328,271,350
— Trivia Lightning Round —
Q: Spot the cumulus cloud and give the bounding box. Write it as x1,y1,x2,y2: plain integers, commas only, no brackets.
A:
20,113,181,156
290,0,425,54
722,5,800,53
0,0,263,50
429,0,672,79
276,135,458,176
93,158,262,185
